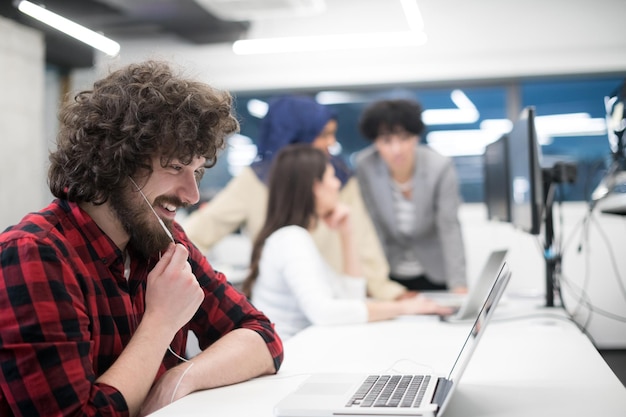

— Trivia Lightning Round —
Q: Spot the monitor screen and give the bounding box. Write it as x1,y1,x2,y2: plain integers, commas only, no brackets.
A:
484,134,511,222
507,106,543,235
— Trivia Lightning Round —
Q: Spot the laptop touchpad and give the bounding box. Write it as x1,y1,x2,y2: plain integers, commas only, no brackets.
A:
296,382,353,396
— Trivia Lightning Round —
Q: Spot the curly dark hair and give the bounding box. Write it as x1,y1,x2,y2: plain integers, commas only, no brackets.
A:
358,99,425,142
49,60,240,204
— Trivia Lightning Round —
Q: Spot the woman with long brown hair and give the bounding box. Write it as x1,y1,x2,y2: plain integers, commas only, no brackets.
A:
243,144,453,340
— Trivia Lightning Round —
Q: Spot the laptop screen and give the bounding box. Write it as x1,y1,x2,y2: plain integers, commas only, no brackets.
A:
447,262,511,382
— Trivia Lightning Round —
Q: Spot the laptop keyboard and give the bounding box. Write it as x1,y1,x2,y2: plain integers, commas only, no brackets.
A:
345,374,431,408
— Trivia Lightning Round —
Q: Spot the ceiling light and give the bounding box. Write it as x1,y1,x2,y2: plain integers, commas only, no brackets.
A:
534,113,607,139
246,99,269,118
17,0,120,57
232,30,426,54
426,127,505,157
316,91,368,105
226,134,258,176
194,0,326,21
232,0,426,55
480,119,513,133
422,89,480,125
400,0,424,32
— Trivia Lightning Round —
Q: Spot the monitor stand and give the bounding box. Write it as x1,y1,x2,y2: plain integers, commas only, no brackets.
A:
542,163,577,307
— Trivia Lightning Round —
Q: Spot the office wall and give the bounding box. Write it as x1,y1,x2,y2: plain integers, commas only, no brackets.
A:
0,17,47,231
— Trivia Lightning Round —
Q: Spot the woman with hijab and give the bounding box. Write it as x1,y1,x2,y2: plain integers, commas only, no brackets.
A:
184,95,410,300
243,144,452,340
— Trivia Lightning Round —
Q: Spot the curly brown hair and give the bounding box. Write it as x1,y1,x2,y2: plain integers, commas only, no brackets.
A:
49,60,239,204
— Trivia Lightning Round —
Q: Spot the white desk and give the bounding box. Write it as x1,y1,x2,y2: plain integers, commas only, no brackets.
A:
150,304,626,417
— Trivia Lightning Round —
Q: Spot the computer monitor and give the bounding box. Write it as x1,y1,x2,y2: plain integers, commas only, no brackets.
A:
507,106,544,235
484,135,511,222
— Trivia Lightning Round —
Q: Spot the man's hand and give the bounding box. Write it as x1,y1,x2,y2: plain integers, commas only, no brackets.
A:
95,244,204,416
145,243,204,334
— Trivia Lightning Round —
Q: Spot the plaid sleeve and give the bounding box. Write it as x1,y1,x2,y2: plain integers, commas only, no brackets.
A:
0,236,129,417
184,239,284,372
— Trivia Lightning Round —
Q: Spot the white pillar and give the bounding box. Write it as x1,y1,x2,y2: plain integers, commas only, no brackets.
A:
0,16,46,231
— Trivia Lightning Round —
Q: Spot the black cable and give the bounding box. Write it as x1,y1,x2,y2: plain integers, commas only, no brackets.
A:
554,199,626,339
487,310,598,345
560,272,626,322
559,271,594,332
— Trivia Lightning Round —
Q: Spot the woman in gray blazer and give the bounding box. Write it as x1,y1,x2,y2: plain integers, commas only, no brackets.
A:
355,99,467,292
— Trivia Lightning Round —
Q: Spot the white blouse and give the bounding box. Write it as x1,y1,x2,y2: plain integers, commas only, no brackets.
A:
251,225,368,340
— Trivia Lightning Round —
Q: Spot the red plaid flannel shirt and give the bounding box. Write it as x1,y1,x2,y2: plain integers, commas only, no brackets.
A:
0,199,283,416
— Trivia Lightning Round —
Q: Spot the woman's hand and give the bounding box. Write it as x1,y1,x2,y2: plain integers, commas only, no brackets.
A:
451,286,468,295
396,290,420,300
321,202,352,233
399,295,456,316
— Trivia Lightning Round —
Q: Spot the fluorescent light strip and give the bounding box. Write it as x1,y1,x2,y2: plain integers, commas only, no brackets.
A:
233,30,426,55
535,114,607,138
232,0,427,55
427,113,608,157
316,91,368,105
226,134,258,176
400,0,425,32
422,89,480,125
426,128,506,157
17,0,120,57
246,99,269,118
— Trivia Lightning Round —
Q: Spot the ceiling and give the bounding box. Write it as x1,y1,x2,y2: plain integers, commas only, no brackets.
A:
2,0,625,92
0,0,251,68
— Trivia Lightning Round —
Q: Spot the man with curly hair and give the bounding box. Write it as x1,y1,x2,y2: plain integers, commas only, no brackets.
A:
0,60,283,417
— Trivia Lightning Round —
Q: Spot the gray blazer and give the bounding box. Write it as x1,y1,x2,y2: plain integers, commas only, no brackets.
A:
355,145,467,289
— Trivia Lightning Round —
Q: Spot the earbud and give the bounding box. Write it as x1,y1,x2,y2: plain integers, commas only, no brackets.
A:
128,176,175,243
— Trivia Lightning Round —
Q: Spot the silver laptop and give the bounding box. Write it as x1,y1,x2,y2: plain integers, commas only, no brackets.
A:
429,249,508,321
274,261,512,417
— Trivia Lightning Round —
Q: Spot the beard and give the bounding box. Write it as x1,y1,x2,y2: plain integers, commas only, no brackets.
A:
109,186,181,259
